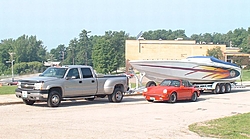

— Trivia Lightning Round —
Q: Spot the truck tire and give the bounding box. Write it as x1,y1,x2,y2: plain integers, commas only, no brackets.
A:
85,98,95,101
22,99,35,105
225,83,231,93
111,88,123,102
47,90,62,107
168,92,177,103
108,95,113,102
146,81,156,87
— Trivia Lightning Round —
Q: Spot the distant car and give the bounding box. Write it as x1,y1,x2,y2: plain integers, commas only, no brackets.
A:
7,80,18,86
143,79,200,103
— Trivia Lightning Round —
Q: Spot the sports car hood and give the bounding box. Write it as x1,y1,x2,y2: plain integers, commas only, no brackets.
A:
147,86,176,94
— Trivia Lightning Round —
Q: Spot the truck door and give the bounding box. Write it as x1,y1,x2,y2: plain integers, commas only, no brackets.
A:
80,68,98,96
64,68,83,97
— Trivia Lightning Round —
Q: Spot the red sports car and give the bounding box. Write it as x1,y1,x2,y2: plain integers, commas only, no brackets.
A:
143,79,200,103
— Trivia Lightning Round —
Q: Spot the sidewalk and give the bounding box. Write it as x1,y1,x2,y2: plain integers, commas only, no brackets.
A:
1,81,250,106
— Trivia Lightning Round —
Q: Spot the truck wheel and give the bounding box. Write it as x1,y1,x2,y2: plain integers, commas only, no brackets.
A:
212,84,220,94
146,81,156,87
225,83,231,93
47,90,61,107
190,92,198,102
22,99,35,105
111,88,124,102
85,98,95,101
168,92,177,103
108,95,113,102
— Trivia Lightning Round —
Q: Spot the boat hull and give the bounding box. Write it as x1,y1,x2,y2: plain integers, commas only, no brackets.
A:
129,57,241,83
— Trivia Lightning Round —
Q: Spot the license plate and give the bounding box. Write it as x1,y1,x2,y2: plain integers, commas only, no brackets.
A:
150,97,155,100
22,91,28,98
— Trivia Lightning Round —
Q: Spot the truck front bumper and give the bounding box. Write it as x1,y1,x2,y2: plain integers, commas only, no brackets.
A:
15,88,49,101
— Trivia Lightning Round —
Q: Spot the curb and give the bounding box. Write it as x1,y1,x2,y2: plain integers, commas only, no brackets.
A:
0,101,23,106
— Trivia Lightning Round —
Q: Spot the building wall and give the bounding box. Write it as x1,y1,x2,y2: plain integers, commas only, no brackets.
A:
125,40,226,61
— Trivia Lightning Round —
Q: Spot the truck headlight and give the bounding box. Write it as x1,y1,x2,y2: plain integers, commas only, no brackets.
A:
17,81,21,88
34,83,44,90
163,89,168,94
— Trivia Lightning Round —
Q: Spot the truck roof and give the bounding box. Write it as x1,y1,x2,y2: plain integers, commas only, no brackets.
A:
61,65,92,68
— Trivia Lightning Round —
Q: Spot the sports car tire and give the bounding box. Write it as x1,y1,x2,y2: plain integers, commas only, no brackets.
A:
190,92,198,102
168,92,177,103
146,81,157,87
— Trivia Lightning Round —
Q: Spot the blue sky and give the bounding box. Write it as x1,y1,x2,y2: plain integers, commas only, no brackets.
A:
1,0,250,51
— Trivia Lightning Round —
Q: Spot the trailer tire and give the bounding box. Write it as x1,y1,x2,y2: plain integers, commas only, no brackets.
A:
213,84,220,94
108,95,113,102
225,83,231,93
168,92,177,103
146,81,157,87
111,88,123,102
220,84,226,93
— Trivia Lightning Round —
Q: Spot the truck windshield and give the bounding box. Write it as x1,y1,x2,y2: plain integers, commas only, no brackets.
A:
39,67,68,78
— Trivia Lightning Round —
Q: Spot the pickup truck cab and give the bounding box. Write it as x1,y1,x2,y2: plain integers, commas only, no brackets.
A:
15,65,129,107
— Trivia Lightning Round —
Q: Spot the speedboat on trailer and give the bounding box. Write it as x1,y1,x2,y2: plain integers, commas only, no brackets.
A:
128,56,242,84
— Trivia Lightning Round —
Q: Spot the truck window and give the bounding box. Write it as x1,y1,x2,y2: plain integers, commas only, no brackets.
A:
81,68,93,78
67,68,80,79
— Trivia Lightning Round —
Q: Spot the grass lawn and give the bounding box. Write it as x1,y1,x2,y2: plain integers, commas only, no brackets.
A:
242,70,250,81
189,112,250,139
0,85,17,95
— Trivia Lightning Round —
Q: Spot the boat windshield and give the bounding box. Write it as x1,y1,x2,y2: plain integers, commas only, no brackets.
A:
39,67,68,78
160,79,180,87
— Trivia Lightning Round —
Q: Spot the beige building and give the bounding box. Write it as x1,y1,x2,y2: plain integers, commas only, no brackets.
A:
125,39,250,67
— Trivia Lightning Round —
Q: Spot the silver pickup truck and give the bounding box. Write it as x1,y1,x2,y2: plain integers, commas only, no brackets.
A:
15,65,129,107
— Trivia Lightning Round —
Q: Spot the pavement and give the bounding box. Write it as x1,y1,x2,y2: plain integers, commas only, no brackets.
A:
0,81,250,106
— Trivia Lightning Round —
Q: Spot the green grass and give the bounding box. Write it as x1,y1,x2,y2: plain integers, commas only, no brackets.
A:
241,70,250,81
0,86,17,95
189,112,250,139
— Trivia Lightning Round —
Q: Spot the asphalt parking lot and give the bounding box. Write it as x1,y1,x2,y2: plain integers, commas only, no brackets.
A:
0,88,250,139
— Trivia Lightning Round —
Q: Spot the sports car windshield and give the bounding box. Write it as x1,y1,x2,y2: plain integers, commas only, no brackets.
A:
159,79,180,87
39,67,68,78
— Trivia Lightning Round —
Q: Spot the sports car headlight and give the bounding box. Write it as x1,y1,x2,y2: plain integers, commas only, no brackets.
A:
163,89,168,94
144,88,148,92
34,83,44,90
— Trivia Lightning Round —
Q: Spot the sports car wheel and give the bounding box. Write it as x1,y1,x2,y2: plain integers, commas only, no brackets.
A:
190,92,198,102
146,81,157,87
168,92,177,103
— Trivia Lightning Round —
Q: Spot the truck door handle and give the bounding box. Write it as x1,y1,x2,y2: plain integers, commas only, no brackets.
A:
79,81,82,83
91,80,95,83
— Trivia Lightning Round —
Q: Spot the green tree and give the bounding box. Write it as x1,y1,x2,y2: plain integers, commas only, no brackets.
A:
206,46,223,60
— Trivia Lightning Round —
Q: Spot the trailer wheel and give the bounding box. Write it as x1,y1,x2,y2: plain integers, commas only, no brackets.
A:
190,92,198,102
213,84,220,94
225,83,231,93
22,99,35,105
146,81,156,87
220,84,226,93
108,95,113,102
168,92,177,103
111,88,123,102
